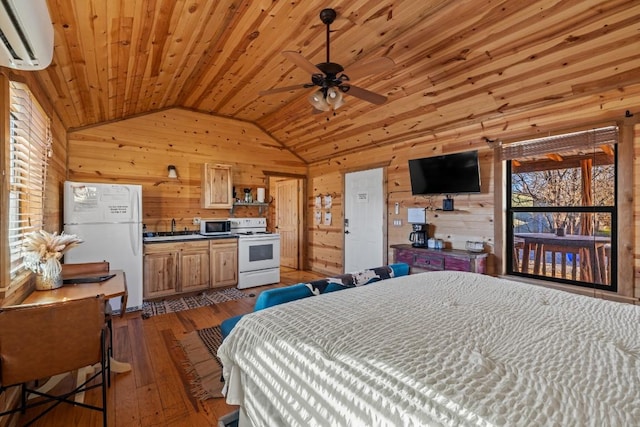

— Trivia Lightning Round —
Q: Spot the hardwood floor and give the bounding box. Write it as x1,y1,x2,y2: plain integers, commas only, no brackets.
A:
18,268,323,426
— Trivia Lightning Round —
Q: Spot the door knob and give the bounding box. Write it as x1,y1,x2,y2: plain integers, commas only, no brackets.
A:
344,230,350,234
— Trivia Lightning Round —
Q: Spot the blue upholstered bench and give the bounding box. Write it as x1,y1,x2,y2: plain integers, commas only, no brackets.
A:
220,263,409,339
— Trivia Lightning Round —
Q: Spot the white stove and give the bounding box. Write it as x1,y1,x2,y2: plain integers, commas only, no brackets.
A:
229,218,280,289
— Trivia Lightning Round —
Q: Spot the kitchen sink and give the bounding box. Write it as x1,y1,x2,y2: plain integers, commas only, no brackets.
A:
153,231,198,236
143,232,206,242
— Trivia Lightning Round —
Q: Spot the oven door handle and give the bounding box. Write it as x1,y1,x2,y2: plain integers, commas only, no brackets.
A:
238,237,280,243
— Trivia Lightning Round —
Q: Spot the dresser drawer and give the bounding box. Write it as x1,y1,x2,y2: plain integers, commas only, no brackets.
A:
444,257,471,272
413,253,444,270
394,249,416,265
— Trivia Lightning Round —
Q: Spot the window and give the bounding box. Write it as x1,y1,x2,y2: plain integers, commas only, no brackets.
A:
504,126,617,291
7,81,51,280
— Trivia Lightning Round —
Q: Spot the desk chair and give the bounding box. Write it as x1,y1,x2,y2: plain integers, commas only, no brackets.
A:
0,295,108,427
62,261,114,382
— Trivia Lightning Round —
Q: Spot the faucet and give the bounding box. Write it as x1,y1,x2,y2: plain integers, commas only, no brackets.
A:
171,218,176,234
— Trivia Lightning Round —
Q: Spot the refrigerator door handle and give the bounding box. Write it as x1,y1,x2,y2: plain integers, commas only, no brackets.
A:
130,222,141,256
132,186,141,222
129,185,141,256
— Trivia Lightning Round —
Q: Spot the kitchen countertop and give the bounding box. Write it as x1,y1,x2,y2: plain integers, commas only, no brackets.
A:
143,232,238,243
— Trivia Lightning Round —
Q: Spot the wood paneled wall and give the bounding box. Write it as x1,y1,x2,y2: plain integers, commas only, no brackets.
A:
307,100,639,302
308,171,344,275
45,105,68,233
307,145,495,277
67,108,306,233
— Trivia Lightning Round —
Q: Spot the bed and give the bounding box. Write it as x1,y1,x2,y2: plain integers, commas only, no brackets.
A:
217,271,640,426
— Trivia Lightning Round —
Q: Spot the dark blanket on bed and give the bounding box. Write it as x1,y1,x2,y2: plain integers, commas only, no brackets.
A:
304,265,394,295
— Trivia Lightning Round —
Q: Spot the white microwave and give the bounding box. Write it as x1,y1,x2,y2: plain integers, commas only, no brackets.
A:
200,219,231,235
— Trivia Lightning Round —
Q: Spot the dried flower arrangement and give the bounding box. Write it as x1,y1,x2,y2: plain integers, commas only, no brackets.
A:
23,230,83,282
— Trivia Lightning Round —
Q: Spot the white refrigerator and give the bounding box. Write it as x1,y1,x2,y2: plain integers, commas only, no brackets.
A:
63,181,143,312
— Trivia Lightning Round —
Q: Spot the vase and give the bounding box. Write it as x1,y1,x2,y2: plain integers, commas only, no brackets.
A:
35,273,63,291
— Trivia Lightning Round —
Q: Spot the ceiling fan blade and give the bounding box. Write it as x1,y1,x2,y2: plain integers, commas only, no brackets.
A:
259,84,308,96
345,85,388,105
343,57,395,81
282,51,322,75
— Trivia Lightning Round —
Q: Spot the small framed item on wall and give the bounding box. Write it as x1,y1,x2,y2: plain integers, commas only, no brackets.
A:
324,194,332,209
324,212,332,226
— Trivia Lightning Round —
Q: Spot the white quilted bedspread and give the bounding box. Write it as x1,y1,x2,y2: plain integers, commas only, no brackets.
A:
218,271,640,427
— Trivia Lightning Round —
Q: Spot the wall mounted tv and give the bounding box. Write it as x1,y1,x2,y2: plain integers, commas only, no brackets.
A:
408,150,481,196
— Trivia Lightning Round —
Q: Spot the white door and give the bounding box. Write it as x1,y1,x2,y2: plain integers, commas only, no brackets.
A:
344,168,384,272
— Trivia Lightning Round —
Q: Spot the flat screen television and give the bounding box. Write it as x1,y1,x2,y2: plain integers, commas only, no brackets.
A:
408,150,481,196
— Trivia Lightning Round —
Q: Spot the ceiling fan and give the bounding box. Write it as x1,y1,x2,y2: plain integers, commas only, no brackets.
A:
259,8,395,112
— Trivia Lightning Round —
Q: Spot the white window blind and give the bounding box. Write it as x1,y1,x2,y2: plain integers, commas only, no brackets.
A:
8,81,51,279
499,126,618,161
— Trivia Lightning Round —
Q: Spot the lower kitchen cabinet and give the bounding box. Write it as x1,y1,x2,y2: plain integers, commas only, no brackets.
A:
210,239,238,288
144,241,210,299
144,238,238,299
143,246,178,298
180,241,211,293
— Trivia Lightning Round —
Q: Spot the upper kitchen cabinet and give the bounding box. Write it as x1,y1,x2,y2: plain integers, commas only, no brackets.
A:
202,163,233,209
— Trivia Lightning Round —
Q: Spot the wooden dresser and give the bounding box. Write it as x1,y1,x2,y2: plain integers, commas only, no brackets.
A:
391,244,488,274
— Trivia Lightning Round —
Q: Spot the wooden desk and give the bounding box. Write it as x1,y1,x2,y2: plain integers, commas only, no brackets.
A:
514,233,610,284
24,270,128,316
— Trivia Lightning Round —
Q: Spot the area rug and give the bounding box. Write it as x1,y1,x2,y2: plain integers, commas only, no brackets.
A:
142,288,251,318
178,325,225,400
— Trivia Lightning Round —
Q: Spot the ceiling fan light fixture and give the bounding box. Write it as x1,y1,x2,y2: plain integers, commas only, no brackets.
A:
266,8,392,113
326,87,345,109
308,89,331,111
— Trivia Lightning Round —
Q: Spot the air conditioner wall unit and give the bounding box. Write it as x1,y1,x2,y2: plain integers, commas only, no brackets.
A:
0,0,53,70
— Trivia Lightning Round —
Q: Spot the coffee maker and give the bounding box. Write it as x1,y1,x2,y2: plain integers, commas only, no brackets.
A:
409,223,428,247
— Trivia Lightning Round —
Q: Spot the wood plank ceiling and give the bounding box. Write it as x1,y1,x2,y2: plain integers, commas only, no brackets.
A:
33,0,640,164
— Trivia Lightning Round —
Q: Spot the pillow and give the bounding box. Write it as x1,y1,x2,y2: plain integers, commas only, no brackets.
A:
305,265,394,295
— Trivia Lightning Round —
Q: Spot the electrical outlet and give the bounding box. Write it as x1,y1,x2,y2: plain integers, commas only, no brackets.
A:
192,217,201,225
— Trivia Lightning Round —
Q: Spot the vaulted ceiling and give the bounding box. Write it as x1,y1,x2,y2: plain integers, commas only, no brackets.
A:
31,0,640,163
